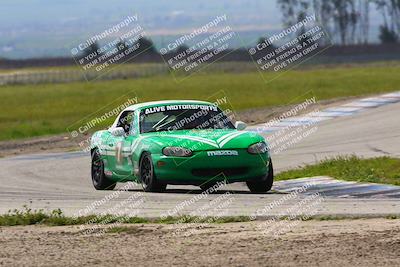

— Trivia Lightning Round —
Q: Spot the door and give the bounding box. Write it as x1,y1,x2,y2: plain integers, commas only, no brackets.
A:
113,110,138,178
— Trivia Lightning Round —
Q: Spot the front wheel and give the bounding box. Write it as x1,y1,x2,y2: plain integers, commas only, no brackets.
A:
139,152,167,192
91,149,116,190
246,158,274,193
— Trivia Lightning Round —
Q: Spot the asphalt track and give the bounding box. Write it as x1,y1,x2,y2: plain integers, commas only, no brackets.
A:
1,96,400,217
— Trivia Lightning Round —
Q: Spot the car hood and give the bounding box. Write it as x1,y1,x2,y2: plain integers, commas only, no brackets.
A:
142,129,264,151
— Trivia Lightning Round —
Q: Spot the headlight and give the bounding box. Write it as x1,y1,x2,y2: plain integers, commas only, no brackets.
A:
162,147,193,157
247,142,268,154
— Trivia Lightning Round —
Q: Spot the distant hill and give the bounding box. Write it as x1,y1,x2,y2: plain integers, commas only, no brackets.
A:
0,0,383,59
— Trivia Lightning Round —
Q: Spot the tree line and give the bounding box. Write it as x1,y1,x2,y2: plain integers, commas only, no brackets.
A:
79,0,400,62
278,0,400,44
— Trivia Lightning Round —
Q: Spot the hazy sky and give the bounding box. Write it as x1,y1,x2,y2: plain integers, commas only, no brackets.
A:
0,0,383,59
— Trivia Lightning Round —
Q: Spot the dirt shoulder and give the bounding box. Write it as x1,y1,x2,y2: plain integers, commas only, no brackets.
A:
0,134,85,158
0,219,399,266
0,96,358,158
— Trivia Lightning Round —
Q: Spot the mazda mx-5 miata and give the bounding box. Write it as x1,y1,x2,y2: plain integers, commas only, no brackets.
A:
90,100,273,193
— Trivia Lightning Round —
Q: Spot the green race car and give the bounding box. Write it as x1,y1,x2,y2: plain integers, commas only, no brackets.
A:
90,100,273,193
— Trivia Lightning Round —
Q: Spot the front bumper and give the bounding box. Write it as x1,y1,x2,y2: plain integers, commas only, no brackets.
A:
152,149,269,185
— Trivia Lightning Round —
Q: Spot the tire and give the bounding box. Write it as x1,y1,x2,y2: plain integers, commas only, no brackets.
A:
139,152,167,192
246,158,274,193
91,148,116,190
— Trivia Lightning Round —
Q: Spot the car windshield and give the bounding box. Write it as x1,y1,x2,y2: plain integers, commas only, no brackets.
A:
139,104,235,133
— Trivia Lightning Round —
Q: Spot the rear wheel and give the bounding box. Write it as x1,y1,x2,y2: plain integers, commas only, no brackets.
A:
246,158,274,193
139,152,167,192
91,148,116,190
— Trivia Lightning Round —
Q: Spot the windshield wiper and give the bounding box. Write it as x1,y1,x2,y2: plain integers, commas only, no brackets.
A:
152,115,169,129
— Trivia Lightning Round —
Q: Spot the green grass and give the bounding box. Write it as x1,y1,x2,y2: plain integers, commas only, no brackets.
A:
1,64,400,141
276,156,400,186
0,206,251,227
0,207,397,227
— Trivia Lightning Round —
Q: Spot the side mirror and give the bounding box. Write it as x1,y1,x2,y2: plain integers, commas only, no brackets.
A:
110,127,126,137
235,121,247,131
